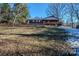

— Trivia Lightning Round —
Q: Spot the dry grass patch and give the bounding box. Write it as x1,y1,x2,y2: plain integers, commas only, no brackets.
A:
0,35,73,56
0,26,46,34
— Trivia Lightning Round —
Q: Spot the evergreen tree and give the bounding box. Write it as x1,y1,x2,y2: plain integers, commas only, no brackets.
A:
0,3,11,23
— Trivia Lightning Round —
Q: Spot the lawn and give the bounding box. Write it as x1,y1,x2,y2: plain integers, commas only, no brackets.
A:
0,25,73,56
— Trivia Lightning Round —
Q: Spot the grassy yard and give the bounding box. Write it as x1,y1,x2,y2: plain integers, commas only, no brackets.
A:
0,26,73,56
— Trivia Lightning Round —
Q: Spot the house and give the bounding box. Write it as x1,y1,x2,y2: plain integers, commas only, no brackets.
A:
26,16,62,26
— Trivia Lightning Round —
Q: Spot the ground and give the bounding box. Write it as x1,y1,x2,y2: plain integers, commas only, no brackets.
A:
0,25,73,56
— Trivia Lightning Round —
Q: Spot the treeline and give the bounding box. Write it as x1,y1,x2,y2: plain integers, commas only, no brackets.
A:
0,3,29,26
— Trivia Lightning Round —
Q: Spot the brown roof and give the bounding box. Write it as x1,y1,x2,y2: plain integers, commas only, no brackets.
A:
27,16,59,21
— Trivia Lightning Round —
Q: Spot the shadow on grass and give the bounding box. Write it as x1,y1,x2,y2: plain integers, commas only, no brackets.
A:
18,27,69,41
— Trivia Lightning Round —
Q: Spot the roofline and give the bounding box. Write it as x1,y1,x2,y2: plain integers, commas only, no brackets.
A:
27,16,59,20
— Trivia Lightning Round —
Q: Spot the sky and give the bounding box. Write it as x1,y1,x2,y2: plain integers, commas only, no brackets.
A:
27,3,48,18
9,3,48,18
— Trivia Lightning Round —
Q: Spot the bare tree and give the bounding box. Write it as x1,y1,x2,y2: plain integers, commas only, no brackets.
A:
66,3,79,28
47,3,66,20
71,4,79,28
73,4,79,21
68,4,75,28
